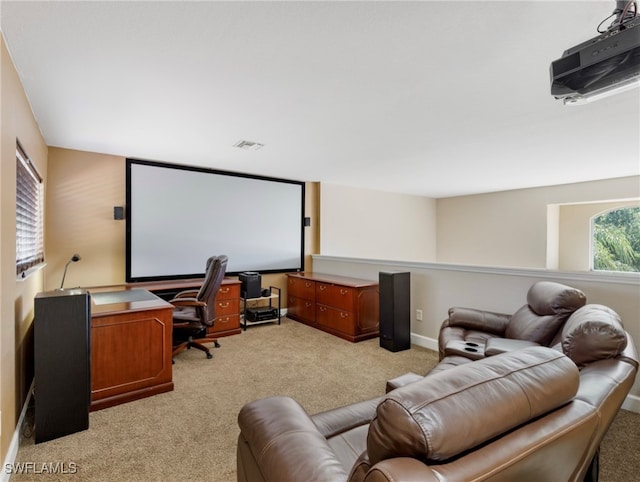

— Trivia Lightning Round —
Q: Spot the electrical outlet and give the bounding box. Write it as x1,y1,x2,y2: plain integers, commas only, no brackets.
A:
416,309,423,321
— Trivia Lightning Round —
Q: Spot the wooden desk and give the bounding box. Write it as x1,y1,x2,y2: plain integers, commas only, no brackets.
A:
89,288,174,411
127,278,243,338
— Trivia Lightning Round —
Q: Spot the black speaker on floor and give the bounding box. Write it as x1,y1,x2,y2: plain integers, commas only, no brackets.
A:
379,271,410,352
34,289,91,443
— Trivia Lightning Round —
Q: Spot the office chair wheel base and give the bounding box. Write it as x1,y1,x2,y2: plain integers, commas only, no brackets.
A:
214,341,221,348
206,352,213,359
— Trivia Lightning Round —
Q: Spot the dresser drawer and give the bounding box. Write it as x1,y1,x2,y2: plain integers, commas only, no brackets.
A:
317,305,353,334
288,296,316,324
316,283,354,311
288,277,316,301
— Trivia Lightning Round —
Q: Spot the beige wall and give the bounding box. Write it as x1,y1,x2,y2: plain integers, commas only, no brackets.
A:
320,183,437,262
44,148,127,291
436,176,640,269
1,35,48,463
44,149,320,294
558,199,640,271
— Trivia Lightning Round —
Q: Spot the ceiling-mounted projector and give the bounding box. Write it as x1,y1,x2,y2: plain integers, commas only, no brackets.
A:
550,2,640,105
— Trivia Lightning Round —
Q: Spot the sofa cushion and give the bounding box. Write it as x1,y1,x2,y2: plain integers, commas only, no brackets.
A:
505,281,586,345
561,304,627,368
366,346,579,465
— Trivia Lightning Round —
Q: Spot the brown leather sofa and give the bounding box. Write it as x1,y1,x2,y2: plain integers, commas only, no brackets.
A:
237,283,638,482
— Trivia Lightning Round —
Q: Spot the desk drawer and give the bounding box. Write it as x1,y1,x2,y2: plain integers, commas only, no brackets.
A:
210,314,240,334
215,299,239,316
217,283,240,300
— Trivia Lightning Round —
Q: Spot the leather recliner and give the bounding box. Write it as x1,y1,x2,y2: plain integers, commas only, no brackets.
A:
438,280,587,363
236,287,638,482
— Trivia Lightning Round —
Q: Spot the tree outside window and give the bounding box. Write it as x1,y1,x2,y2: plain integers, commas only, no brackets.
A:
592,206,640,272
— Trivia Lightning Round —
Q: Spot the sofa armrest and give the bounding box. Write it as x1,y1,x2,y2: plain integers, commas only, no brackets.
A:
485,337,541,356
385,372,423,393
447,307,511,335
312,396,382,438
238,396,349,482
362,458,439,482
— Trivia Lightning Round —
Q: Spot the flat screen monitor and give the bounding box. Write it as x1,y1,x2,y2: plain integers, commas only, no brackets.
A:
126,158,305,282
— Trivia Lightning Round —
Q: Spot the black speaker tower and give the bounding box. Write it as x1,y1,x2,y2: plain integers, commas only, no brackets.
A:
34,289,91,443
379,271,410,352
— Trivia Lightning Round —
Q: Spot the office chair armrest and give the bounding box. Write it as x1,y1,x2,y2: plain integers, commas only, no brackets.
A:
170,297,206,308
171,289,200,299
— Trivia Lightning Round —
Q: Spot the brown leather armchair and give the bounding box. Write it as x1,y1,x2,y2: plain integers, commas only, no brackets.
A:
171,255,227,359
237,300,638,482
438,280,587,362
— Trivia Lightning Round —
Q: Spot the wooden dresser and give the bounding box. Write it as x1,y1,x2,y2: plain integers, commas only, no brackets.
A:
287,272,379,342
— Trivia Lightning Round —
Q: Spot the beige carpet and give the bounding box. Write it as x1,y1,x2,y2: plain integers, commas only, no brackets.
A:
11,317,639,481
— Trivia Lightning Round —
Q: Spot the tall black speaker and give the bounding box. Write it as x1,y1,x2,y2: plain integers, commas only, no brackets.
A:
34,289,91,443
379,271,410,352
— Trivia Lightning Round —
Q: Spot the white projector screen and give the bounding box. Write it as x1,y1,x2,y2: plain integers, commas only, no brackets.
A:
126,159,305,282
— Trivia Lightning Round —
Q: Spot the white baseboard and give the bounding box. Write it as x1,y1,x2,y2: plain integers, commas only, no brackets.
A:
622,393,640,413
1,381,34,482
409,332,639,414
410,332,438,352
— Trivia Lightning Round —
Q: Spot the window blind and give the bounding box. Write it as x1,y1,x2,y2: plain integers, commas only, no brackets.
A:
16,142,44,276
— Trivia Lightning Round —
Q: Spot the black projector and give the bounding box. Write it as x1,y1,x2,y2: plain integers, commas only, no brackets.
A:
245,306,279,322
550,15,640,103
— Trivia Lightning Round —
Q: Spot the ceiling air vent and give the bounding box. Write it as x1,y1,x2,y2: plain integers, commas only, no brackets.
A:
233,140,264,151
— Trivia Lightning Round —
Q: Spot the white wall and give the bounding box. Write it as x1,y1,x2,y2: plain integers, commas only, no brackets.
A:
436,176,640,269
319,183,436,262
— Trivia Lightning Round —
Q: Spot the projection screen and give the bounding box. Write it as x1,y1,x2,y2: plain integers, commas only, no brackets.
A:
126,159,305,282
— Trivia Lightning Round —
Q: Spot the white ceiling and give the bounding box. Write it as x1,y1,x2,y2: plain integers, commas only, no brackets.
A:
1,0,639,198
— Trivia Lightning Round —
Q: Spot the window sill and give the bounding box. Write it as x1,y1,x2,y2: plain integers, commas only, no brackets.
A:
17,262,47,282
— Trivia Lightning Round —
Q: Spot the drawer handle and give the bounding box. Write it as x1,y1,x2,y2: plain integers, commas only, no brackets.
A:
319,285,327,291
340,312,348,318
319,306,327,312
220,287,230,294
305,282,313,288
305,302,313,307
219,302,230,308
339,289,348,295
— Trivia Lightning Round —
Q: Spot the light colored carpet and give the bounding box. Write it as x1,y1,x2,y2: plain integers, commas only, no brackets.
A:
11,317,639,481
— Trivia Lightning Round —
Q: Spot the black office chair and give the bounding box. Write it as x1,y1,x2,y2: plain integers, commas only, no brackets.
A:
170,255,228,359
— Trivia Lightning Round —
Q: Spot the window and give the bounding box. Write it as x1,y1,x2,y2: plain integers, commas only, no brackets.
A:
592,206,640,272
16,142,44,277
